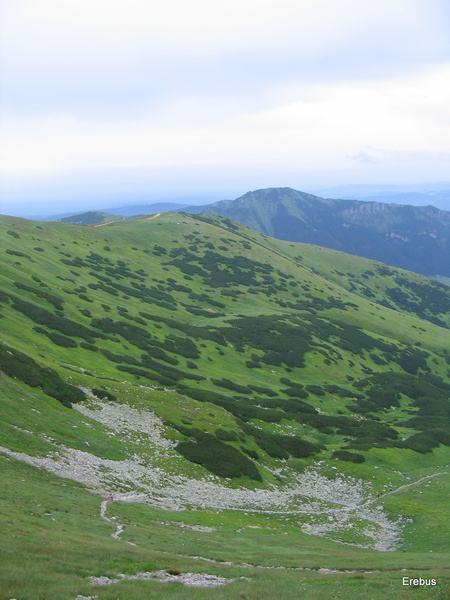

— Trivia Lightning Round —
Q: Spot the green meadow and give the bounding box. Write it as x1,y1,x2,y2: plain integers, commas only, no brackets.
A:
1,211,449,598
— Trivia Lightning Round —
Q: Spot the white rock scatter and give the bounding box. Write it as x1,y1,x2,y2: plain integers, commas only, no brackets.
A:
0,442,404,551
4,397,439,552
73,400,176,449
89,571,246,588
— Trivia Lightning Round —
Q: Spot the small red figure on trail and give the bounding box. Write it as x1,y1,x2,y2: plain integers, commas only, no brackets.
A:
107,493,111,501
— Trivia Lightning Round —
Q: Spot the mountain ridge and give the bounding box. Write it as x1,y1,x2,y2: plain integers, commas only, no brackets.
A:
183,187,450,278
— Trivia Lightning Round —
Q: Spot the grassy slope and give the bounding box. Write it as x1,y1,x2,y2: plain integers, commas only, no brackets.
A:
195,188,450,278
1,455,449,600
1,211,450,598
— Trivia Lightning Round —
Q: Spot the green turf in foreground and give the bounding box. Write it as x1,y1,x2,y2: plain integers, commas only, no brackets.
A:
1,455,449,600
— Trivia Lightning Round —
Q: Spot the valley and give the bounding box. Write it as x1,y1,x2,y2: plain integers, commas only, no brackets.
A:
1,210,450,599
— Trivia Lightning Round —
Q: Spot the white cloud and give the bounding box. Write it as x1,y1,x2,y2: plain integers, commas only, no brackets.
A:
1,0,450,193
2,62,449,177
1,0,448,93
1,0,438,60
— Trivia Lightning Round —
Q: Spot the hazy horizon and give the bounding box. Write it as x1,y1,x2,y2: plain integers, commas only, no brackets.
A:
1,1,450,216
3,178,450,220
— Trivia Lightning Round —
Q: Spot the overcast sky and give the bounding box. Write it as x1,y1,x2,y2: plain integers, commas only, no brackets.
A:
1,0,450,214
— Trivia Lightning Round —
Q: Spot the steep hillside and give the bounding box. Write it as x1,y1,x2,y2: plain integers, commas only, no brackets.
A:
185,187,450,278
1,212,450,598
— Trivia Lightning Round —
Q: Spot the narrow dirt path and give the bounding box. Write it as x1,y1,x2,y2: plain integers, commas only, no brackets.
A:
93,221,117,227
141,212,161,220
363,472,447,506
93,212,162,228
100,499,125,541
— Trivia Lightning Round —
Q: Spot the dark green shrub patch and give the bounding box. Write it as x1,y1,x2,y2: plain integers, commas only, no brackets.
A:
241,424,321,459
386,277,450,326
245,361,261,368
176,431,261,480
162,335,200,359
88,271,177,310
167,258,209,278
112,281,177,309
222,315,312,368
211,378,252,394
188,292,225,308
241,447,259,459
139,356,205,382
257,397,317,415
421,373,450,391
93,316,201,361
60,256,86,268
139,313,226,346
117,365,178,387
275,435,322,458
221,289,242,298
280,377,305,388
78,294,92,302
0,343,85,407
365,386,400,409
86,251,113,265
400,416,450,431
397,346,429,375
215,428,239,441
337,418,398,441
179,388,283,423
80,342,98,351
183,305,224,318
305,385,325,396
178,387,237,413
167,282,192,293
353,372,450,426
240,424,288,459
332,450,365,463
281,387,309,398
10,296,101,340
13,281,64,310
100,349,140,365
166,245,274,289
369,353,388,365
92,388,117,401
299,413,359,431
402,433,439,453
91,317,151,346
248,384,278,397
46,331,78,347
6,249,34,261
324,384,355,398
145,347,179,365
231,402,284,423
88,282,119,296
